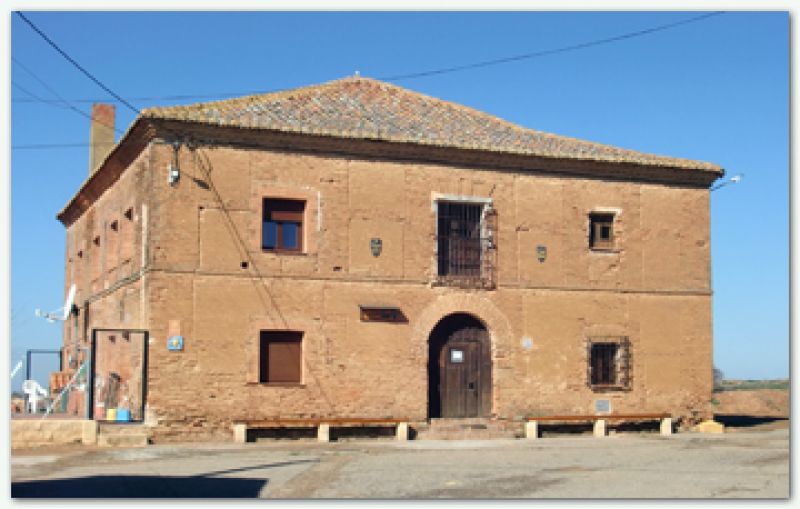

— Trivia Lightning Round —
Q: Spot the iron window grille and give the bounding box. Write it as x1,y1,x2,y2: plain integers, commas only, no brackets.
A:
435,201,496,289
586,336,631,391
589,212,616,250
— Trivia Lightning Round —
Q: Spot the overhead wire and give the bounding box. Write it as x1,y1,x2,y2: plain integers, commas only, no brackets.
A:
378,11,725,81
12,11,726,151
14,13,341,412
12,11,725,106
12,81,70,110
12,90,279,104
12,56,125,135
13,142,101,150
15,11,141,115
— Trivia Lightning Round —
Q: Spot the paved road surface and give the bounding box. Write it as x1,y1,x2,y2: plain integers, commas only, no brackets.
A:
11,428,789,499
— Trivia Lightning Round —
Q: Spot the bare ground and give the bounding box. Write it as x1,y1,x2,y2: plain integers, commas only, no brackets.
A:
713,388,789,432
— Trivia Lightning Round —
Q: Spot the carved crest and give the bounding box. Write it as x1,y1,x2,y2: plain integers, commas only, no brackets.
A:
370,238,382,257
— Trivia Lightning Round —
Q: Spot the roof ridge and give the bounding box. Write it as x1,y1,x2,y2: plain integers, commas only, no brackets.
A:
141,75,359,117
139,75,720,172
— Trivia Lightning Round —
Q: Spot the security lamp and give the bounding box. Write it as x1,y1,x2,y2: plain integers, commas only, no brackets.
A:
710,173,743,192
168,140,181,186
168,163,180,186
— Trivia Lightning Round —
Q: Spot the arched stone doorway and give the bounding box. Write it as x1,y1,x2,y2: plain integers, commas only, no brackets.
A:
428,313,492,419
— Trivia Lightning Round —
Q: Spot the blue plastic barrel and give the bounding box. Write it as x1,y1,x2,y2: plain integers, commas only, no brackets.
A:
116,408,130,422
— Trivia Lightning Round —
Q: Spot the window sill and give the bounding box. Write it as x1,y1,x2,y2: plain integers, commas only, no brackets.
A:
590,384,630,392
260,250,308,257
247,382,306,388
589,247,621,254
433,276,495,290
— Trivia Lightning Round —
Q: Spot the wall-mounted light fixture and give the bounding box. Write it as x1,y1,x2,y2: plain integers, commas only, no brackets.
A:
167,140,181,186
710,173,743,192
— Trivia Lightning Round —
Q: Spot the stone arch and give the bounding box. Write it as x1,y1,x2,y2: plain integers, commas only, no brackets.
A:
411,292,514,418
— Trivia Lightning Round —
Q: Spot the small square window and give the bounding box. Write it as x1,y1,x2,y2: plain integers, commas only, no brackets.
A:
450,348,464,364
259,331,303,384
262,198,305,252
589,213,616,250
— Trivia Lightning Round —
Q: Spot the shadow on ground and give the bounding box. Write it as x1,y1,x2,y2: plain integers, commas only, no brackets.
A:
12,475,267,498
714,415,789,428
12,459,320,498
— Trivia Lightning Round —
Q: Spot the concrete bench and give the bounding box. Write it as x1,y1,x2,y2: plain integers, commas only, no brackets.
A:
232,418,410,443
525,413,672,439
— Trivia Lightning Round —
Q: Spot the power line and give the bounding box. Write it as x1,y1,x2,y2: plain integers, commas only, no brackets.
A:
12,142,99,150
12,81,71,111
15,11,141,115
377,11,725,81
12,11,725,151
12,90,277,104
11,12,724,106
12,58,125,135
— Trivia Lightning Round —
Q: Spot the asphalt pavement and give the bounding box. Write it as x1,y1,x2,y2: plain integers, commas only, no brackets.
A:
10,428,790,499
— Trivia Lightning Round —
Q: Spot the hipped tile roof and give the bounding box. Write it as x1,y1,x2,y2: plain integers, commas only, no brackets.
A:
142,76,720,173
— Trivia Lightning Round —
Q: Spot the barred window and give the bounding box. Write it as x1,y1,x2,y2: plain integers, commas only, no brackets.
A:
589,212,616,250
435,199,496,288
587,337,631,390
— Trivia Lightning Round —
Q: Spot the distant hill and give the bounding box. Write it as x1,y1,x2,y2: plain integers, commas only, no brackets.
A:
716,379,789,392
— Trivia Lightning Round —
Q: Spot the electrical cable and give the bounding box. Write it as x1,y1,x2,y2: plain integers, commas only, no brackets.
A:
13,11,725,104
12,81,70,110
378,11,725,81
15,11,141,115
12,57,125,135
12,11,725,150
12,142,99,150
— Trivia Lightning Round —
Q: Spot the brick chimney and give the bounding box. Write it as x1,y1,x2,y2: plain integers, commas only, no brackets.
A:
89,103,116,175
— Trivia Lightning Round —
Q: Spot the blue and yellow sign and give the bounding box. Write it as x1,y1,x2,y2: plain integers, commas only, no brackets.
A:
167,336,184,351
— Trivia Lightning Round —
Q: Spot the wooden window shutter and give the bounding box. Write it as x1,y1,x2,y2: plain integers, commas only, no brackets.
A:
267,340,302,383
257,331,303,383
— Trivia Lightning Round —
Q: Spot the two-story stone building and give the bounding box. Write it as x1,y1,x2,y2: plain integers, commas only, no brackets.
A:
57,77,722,441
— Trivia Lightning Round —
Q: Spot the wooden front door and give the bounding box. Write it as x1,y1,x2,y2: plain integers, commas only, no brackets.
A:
439,326,491,418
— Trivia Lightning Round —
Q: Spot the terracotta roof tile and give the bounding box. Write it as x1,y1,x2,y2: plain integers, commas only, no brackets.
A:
142,76,721,173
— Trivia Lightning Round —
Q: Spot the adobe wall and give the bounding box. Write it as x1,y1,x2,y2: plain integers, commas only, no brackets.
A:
59,145,152,415
133,139,712,441
144,141,710,291
142,273,710,441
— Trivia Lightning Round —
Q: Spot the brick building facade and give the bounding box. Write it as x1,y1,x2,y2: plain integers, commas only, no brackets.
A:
58,77,722,441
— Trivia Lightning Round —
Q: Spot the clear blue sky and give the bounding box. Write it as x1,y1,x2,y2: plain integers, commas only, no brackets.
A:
8,11,788,388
